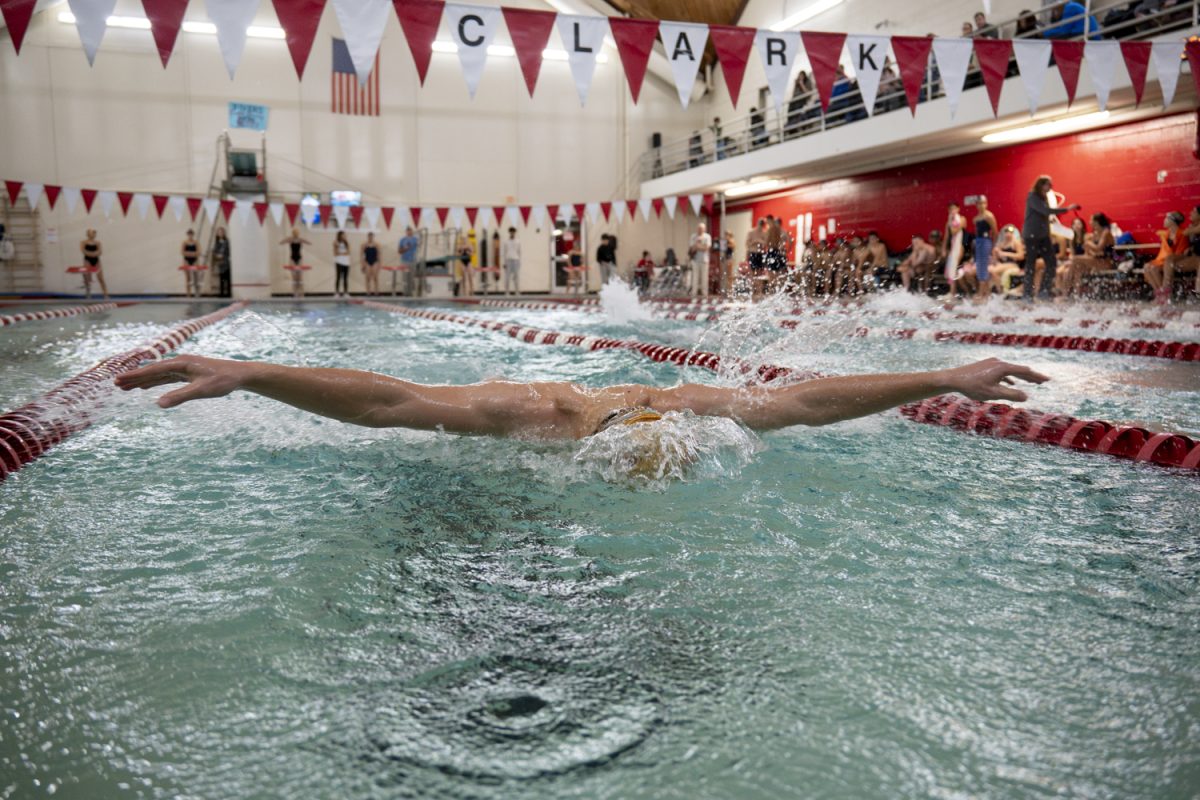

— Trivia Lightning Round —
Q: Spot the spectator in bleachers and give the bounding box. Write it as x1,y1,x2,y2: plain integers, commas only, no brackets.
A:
961,21,975,36
634,250,654,295
990,225,1026,295
1043,1,1101,39
1015,10,1039,37
1157,205,1200,303
1143,210,1189,297
785,73,813,138
974,11,999,37
879,62,904,112
896,233,937,293
749,108,768,150
1062,213,1115,296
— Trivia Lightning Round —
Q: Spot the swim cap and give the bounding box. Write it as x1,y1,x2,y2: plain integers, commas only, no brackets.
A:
594,406,663,435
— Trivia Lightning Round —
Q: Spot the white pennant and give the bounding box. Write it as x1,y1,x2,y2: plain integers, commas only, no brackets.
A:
638,198,652,221
395,205,410,228
663,196,678,219
846,35,888,115
133,192,152,220
63,188,80,215
1012,39,1052,115
688,193,703,216
333,204,349,229
585,202,601,224
364,206,381,229
505,205,519,226
23,182,43,210
557,14,608,106
755,29,801,114
97,190,116,218
613,201,626,223
449,206,465,229
203,198,220,223
931,38,974,118
659,22,709,109
1152,41,1184,107
331,0,391,83
269,202,285,226
531,205,547,228
1085,40,1121,112
67,0,118,66
445,4,501,98
236,199,253,226
206,0,262,79
169,195,186,221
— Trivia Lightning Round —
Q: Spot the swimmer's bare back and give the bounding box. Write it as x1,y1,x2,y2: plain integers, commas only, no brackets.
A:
115,355,1049,440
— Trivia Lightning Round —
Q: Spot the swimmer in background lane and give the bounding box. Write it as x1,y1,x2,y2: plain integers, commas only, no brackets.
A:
116,355,1048,441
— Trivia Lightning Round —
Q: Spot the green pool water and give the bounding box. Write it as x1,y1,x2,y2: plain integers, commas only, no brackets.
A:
1,302,1197,799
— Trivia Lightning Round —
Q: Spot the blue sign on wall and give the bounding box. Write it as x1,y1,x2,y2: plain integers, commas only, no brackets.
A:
228,102,269,131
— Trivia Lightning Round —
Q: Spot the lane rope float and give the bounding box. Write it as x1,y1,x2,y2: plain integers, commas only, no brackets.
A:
0,302,135,327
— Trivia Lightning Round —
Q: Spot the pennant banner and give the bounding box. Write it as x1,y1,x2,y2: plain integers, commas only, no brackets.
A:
710,25,756,108
331,0,391,83
143,0,190,68
846,34,888,115
134,192,153,220
1152,41,1184,108
608,18,658,104
973,38,1012,116
659,22,709,109
446,3,502,98
23,182,43,210
1086,40,1121,112
890,36,932,115
503,7,557,97
394,0,443,85
1051,40,1084,107
1012,40,1051,115
206,0,262,78
67,0,118,66
1120,41,1151,106
557,14,608,106
801,31,847,113
169,195,186,221
932,38,973,118
755,29,800,114
1,0,37,55
272,0,327,79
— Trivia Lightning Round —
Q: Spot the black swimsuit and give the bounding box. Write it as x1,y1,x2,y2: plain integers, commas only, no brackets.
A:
290,241,303,265
364,245,379,266
83,242,100,267
184,241,198,266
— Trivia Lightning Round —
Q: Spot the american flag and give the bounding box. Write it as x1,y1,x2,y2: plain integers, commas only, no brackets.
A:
331,38,380,116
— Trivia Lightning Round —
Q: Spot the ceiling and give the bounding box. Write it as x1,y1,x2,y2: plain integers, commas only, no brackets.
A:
601,0,750,68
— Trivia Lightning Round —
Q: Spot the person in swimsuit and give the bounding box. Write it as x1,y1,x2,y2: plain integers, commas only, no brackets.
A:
181,229,202,298
360,232,381,297
79,229,110,300
333,231,352,298
279,228,312,299
1062,214,1115,297
943,201,966,290
455,233,474,297
971,196,997,301
990,225,1026,296
896,233,937,293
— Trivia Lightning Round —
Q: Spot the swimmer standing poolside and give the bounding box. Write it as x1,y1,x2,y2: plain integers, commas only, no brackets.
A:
117,356,1048,441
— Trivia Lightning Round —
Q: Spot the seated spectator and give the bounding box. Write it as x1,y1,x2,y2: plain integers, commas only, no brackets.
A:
1143,210,1190,296
1042,1,1101,39
896,233,938,292
974,11,999,37
1054,218,1089,296
1063,213,1115,296
634,250,654,294
837,235,866,294
990,225,1026,295
825,238,852,295
1015,9,1039,37
1156,205,1200,303
858,231,889,292
953,254,978,297
961,21,975,36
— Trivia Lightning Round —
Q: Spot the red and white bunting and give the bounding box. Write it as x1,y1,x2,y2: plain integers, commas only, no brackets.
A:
1012,40,1051,115
64,187,81,215
710,25,756,108
973,38,1011,116
270,201,286,225
254,201,269,224
531,205,547,228
234,199,251,225
1051,40,1084,107
755,29,800,113
272,0,327,79
584,201,601,224
203,197,220,223
168,195,186,221
662,195,677,219
134,192,153,220
81,188,97,213
67,0,118,66
557,14,608,106
638,199,651,221
612,200,626,223
381,205,395,228
44,185,62,209
153,194,170,218
608,18,658,104
449,206,465,228
394,0,442,85
117,191,134,216
1,0,37,55
446,3,502,98
688,193,703,216
98,190,117,218
23,182,43,210
333,204,350,228
1151,41,1183,107
331,0,390,83
1085,40,1121,112
801,31,846,113
846,35,888,114
143,0,190,68
364,205,381,228
932,38,973,118
890,36,931,115
659,22,708,109
207,0,262,78
1120,41,1151,106
503,7,557,97
187,196,203,220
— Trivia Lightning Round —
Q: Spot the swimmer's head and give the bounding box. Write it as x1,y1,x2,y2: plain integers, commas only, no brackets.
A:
592,407,698,480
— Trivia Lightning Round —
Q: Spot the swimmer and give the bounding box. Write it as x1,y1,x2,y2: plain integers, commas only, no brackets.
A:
116,355,1048,441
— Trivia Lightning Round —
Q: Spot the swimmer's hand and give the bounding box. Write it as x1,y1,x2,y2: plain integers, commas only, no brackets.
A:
115,355,246,408
940,357,1049,403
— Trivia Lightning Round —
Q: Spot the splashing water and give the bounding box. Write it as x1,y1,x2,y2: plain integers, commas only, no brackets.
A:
599,278,655,324
203,310,310,364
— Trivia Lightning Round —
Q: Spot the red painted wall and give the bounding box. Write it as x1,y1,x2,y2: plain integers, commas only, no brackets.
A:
732,112,1200,255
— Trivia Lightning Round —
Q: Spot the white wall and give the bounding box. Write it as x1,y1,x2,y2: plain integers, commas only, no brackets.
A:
0,0,706,295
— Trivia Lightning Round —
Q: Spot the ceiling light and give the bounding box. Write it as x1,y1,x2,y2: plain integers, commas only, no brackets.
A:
769,0,845,31
724,179,782,198
58,12,284,39
981,110,1112,144
432,40,606,62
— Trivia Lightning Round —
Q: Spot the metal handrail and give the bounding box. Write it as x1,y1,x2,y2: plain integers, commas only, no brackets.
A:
635,0,1196,183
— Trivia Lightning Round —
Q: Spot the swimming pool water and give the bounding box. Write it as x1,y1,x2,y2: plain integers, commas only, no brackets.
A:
1,301,1198,798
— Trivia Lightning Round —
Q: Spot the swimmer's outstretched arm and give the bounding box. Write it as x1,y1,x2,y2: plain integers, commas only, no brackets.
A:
650,358,1049,431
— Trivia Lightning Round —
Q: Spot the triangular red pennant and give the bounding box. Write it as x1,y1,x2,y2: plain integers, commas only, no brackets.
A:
186,196,202,220
349,205,364,226
651,197,663,218
703,193,714,214
284,202,300,225
117,191,135,216
801,31,846,112
153,194,169,218
142,0,190,68
394,0,443,86
973,39,1011,116
435,207,449,227
44,185,61,209
222,199,236,221
381,206,394,228
502,7,556,97
572,203,586,223
492,206,506,226
271,0,326,79
608,18,659,104
410,206,423,227
1188,40,1200,97
318,204,331,226
1120,41,1151,106
519,206,532,225
547,204,560,223
709,25,756,108
626,199,638,219
4,180,22,205
465,207,478,226
600,201,611,222
1051,40,1084,107
0,0,37,55
254,202,269,224
676,195,689,215
890,36,932,115
82,189,98,213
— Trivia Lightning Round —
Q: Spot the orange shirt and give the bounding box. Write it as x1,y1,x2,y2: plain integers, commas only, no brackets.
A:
1150,228,1190,267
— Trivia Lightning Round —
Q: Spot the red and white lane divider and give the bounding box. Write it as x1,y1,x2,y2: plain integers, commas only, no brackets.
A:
0,301,134,327
0,302,246,481
358,300,1199,472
